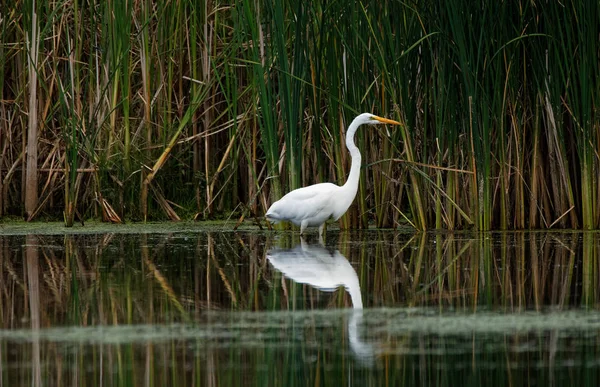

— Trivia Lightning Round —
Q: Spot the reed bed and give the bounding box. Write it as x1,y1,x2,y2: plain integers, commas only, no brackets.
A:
1,1,599,230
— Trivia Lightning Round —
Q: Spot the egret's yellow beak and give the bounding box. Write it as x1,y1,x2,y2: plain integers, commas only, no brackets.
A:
372,115,401,125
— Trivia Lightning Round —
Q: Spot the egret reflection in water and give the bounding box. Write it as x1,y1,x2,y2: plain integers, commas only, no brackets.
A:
266,238,373,364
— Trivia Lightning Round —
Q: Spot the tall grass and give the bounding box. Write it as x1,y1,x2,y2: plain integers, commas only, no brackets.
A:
1,1,600,230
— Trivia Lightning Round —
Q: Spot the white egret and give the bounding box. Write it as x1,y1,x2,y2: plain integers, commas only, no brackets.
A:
265,113,401,235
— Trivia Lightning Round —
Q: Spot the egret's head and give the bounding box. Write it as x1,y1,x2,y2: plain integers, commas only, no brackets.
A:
358,113,401,126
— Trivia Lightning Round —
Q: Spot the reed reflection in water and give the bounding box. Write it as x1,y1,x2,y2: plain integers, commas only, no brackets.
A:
0,230,599,386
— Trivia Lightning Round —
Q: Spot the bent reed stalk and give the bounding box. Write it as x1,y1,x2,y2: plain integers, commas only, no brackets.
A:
0,0,599,231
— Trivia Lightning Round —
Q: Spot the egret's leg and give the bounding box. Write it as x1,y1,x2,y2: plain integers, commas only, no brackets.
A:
318,223,325,237
300,220,308,235
300,235,308,249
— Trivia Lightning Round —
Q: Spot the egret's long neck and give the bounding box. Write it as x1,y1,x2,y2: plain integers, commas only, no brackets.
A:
346,276,364,309
343,117,363,191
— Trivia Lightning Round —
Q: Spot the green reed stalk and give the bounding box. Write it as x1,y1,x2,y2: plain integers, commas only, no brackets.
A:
120,7,132,174
538,31,578,229
421,19,455,229
210,31,245,214
201,0,215,217
239,0,281,203
105,2,120,160
388,9,428,230
189,0,201,211
364,4,398,228
319,23,347,228
161,3,175,144
269,0,306,192
501,28,528,229
445,1,491,231
59,35,79,226
497,74,510,230
547,2,600,229
140,0,152,168
305,7,324,185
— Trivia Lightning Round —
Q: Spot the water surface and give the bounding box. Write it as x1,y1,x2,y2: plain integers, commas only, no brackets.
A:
1,226,599,386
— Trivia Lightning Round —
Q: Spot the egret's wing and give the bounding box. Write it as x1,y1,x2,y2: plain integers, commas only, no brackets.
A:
279,183,338,201
267,183,339,222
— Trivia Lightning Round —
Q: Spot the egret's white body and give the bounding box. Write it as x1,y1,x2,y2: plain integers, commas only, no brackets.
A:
265,113,401,235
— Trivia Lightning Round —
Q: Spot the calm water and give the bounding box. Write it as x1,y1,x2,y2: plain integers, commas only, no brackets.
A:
1,227,600,386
